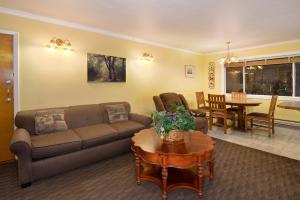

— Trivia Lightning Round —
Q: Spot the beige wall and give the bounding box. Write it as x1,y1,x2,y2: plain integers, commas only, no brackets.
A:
0,13,203,115
202,41,300,122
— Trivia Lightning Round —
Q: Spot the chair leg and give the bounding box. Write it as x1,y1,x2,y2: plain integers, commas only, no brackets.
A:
232,114,236,129
209,115,213,130
224,117,227,134
245,116,248,132
268,120,272,137
272,118,275,135
250,118,254,135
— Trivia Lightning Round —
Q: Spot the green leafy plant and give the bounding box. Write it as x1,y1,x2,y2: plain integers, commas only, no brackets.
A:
152,105,196,138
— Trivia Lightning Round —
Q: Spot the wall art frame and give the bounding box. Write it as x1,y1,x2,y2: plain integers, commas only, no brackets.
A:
87,53,126,82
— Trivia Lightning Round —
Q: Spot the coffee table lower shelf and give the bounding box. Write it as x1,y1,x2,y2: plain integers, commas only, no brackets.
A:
136,163,210,199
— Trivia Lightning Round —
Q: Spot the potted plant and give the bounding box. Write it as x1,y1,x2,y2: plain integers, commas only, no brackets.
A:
152,105,196,143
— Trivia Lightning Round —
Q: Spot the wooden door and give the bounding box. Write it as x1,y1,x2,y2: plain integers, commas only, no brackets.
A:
0,33,14,162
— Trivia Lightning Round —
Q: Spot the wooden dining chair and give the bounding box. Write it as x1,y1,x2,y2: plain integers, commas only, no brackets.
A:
227,92,247,111
208,94,236,134
232,92,247,99
196,92,210,113
245,95,278,137
227,92,247,124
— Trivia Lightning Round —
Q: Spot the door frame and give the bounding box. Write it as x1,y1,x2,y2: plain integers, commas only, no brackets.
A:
0,29,19,116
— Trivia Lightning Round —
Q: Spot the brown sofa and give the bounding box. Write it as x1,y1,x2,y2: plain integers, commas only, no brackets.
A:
153,93,208,133
10,102,152,187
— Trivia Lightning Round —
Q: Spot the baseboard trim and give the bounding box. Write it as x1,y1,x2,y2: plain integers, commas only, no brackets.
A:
275,119,300,128
253,119,300,129
0,159,16,166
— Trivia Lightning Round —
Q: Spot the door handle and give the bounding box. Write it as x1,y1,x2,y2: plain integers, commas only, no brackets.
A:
5,80,12,103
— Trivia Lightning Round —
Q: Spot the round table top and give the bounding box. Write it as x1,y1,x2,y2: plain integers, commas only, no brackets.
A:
205,98,261,106
278,101,300,111
225,98,262,106
132,128,214,156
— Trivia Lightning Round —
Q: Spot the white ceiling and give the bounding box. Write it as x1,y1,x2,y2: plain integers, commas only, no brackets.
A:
0,0,300,54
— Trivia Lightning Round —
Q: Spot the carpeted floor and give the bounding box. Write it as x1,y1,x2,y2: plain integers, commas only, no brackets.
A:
0,139,299,200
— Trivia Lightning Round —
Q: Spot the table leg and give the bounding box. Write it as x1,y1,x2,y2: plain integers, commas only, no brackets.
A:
134,153,141,185
162,166,168,200
208,160,214,180
198,164,204,197
237,106,246,130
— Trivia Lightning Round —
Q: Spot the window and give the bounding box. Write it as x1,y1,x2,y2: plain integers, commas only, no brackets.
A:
245,64,292,96
225,56,300,97
226,67,243,93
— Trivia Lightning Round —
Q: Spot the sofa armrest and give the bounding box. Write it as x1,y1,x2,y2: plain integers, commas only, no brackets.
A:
129,113,152,128
10,128,33,187
194,117,208,134
10,128,32,153
189,109,206,117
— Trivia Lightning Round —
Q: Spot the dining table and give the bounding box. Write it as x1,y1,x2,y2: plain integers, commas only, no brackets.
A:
225,98,262,130
277,101,300,111
206,98,262,130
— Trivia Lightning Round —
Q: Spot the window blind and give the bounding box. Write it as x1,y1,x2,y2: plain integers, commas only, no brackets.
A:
225,55,300,67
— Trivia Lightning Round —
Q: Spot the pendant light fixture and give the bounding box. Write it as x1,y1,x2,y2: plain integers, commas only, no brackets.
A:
219,41,238,66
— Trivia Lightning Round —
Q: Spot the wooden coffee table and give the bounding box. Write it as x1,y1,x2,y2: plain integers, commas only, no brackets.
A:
131,128,215,200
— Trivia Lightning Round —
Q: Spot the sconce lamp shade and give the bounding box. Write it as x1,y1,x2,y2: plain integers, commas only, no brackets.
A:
63,40,72,50
142,52,154,62
47,37,73,51
47,37,58,49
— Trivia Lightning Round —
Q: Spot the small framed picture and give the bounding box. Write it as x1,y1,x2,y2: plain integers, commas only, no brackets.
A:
185,65,195,78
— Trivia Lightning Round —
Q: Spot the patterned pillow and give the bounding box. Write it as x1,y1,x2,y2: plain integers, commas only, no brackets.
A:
35,109,68,134
106,104,128,123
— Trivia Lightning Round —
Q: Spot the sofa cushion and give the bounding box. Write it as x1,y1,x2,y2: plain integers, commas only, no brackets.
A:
109,120,144,139
15,107,70,135
35,109,68,135
99,102,131,123
106,104,128,123
68,104,103,129
74,124,119,149
31,130,82,160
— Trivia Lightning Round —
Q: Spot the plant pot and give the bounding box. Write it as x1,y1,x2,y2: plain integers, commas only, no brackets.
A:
163,130,185,144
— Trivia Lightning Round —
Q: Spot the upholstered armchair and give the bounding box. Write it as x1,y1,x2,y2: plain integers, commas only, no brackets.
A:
153,93,208,133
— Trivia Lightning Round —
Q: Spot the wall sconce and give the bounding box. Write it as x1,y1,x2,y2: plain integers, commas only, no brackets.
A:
47,37,73,51
141,52,154,62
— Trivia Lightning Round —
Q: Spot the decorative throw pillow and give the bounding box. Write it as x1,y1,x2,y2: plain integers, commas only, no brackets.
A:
106,104,128,123
35,109,68,134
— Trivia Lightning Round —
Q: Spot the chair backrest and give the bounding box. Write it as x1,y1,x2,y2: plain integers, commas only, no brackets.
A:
268,95,278,117
156,93,190,112
208,94,226,113
153,96,166,111
196,92,206,108
178,94,190,110
231,92,246,99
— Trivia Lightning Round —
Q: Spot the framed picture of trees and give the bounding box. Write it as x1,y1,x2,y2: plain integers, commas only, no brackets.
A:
87,53,126,82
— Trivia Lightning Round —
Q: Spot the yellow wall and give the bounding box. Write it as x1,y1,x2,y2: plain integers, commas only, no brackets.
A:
1,12,299,121
202,41,300,122
0,13,203,115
